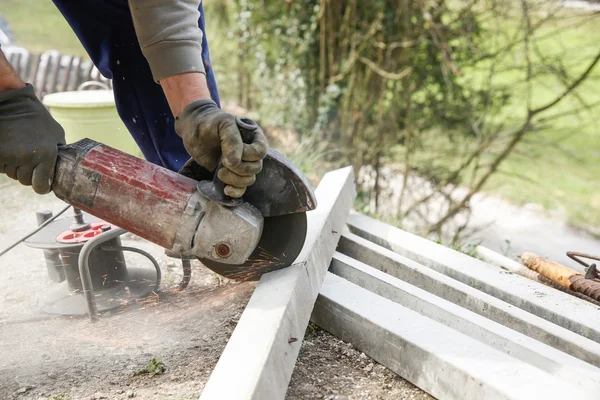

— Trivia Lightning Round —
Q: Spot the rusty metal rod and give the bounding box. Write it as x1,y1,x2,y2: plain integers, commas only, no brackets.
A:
476,247,600,307
570,275,600,302
516,264,600,307
567,251,600,270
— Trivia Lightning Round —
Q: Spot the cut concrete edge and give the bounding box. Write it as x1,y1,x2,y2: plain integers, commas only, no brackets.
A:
330,251,600,391
476,245,526,273
338,232,600,367
312,272,596,400
346,212,600,342
200,166,356,400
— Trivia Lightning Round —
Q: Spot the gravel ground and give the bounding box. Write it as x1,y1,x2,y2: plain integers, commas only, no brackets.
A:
0,181,430,400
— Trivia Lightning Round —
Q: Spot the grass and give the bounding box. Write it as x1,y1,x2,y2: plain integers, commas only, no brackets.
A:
134,358,166,376
475,8,600,233
2,0,86,55
48,393,72,400
408,6,600,234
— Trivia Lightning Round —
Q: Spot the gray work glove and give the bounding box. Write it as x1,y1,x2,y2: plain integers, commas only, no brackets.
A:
175,99,268,198
0,84,65,194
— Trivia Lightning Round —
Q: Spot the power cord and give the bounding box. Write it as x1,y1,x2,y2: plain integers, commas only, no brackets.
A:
0,204,71,258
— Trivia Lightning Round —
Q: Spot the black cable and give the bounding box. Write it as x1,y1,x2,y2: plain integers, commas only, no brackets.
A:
106,245,190,292
0,204,71,258
179,259,192,291
116,246,162,293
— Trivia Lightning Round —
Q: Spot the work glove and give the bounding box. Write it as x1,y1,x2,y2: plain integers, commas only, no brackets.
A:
175,99,268,198
0,84,65,194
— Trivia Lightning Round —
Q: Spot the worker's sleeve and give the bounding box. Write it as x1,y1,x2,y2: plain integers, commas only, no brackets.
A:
127,0,206,82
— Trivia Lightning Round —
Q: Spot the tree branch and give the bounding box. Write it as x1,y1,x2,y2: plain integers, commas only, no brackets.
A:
531,51,600,116
359,57,412,80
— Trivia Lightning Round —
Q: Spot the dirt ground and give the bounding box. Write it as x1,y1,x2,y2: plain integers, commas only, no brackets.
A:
0,181,430,400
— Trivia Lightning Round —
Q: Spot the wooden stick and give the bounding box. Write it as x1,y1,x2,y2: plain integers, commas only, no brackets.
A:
520,252,581,289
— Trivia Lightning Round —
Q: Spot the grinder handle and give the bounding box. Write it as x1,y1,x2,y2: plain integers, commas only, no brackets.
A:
235,117,260,144
201,117,260,205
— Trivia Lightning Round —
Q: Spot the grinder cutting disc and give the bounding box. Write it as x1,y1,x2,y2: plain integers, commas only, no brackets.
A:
200,212,307,281
178,146,316,281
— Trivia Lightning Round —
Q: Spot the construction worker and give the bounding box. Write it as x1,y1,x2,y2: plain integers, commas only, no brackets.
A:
0,0,267,198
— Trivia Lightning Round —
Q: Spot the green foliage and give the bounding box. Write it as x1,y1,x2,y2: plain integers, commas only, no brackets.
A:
284,130,335,180
4,0,599,234
444,235,483,259
223,0,491,180
217,0,600,236
2,0,85,55
134,358,166,376
48,393,72,400
464,4,600,232
305,322,321,339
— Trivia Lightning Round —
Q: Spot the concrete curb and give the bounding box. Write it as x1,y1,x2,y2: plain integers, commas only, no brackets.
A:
313,272,597,400
338,231,600,367
200,167,356,400
346,212,600,342
330,251,600,392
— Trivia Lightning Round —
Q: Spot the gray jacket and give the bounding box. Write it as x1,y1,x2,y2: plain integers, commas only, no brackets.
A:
128,0,206,82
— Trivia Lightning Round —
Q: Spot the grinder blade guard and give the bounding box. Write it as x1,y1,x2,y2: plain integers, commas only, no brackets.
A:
24,208,161,316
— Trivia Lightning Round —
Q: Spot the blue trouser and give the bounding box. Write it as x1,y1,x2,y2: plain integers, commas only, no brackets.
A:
51,0,220,172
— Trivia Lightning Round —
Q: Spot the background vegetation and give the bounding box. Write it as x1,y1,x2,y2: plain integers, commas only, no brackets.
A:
3,0,599,241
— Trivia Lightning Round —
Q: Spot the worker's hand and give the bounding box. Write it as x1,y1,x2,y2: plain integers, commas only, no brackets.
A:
175,99,268,198
0,84,65,194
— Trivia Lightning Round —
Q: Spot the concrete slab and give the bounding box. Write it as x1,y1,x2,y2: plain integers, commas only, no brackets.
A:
313,272,597,400
338,232,600,367
200,167,356,400
330,252,600,392
346,212,600,342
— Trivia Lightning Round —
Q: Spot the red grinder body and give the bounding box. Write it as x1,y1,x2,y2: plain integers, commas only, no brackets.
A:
52,139,199,250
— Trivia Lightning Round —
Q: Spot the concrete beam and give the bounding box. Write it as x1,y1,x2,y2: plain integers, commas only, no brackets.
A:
200,167,356,400
338,232,600,367
346,212,600,342
329,252,600,392
313,272,597,400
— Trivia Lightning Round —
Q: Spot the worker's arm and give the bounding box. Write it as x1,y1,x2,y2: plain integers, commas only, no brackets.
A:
0,51,25,91
127,0,267,198
0,49,65,194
